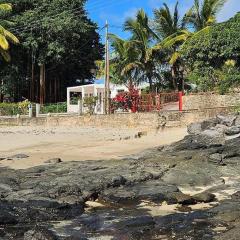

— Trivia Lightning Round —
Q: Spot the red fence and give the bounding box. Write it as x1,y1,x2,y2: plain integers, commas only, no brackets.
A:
138,92,180,112
111,91,183,113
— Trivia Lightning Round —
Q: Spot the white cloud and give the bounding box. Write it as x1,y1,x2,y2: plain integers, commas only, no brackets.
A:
217,0,240,22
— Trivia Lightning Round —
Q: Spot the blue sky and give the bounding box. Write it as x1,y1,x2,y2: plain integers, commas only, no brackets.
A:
86,0,240,41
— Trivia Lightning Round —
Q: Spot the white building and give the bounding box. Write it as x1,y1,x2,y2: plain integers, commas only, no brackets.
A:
67,82,148,114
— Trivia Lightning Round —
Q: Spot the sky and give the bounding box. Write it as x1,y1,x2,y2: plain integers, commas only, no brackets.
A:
86,0,240,41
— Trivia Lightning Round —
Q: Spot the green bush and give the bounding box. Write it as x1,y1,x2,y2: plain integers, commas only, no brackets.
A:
182,13,240,93
0,100,30,116
40,102,67,114
83,96,98,115
186,63,240,94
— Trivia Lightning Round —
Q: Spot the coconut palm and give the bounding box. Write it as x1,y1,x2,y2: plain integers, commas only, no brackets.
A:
183,0,228,31
95,35,139,89
108,34,141,89
0,3,19,62
154,2,186,89
123,9,160,91
154,2,182,40
163,0,228,50
153,0,227,90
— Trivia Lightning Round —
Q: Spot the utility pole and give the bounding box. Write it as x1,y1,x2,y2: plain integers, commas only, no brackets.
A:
104,20,110,115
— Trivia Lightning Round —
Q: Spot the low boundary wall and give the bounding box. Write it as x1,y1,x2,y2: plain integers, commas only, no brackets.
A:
0,106,235,130
183,93,240,110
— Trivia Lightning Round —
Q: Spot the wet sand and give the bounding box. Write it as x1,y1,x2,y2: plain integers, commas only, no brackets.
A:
0,126,187,169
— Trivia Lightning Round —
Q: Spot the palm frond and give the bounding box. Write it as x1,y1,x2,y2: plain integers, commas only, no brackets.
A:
154,2,181,38
0,48,10,62
0,3,12,12
169,52,180,65
161,29,192,48
1,27,19,44
121,62,142,76
211,0,228,15
0,34,9,50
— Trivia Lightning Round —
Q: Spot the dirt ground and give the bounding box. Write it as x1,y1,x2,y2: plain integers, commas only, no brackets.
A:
0,126,187,169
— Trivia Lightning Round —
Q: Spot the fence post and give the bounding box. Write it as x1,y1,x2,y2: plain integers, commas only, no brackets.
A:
36,104,40,117
78,100,83,115
101,97,104,114
179,92,183,112
28,104,33,118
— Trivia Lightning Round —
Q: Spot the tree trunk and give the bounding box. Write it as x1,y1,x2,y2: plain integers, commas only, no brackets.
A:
171,65,178,90
31,62,35,102
39,64,46,104
0,79,3,102
49,77,52,103
54,77,57,103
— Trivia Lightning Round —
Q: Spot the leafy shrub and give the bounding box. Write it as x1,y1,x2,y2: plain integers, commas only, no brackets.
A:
182,13,240,93
40,102,67,114
186,63,240,94
0,100,30,116
83,96,98,115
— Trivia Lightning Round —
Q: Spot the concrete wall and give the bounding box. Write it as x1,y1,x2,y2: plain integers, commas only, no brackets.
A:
183,93,240,110
0,107,235,130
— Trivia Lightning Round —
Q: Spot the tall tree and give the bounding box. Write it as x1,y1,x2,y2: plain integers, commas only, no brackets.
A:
181,12,240,92
0,2,19,102
183,0,228,31
154,2,185,90
108,34,141,89
124,9,160,91
0,3,19,61
154,2,181,40
0,0,104,103
154,0,228,90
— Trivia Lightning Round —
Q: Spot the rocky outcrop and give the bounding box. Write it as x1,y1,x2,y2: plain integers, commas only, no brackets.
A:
1,114,240,239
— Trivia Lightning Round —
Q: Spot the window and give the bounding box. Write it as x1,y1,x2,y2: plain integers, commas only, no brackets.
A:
70,92,82,105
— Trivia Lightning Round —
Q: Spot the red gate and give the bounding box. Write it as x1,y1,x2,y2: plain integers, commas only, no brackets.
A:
138,92,180,112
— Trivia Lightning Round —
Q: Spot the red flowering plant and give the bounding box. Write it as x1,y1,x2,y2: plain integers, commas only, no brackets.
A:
111,87,140,113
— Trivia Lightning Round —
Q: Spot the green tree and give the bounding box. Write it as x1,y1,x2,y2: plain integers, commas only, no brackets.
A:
109,34,142,89
154,2,181,39
183,0,228,31
123,9,160,91
0,0,104,103
153,0,228,90
154,1,185,89
181,13,240,92
0,3,19,61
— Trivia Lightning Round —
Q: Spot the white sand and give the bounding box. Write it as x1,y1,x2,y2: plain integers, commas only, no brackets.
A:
0,126,187,169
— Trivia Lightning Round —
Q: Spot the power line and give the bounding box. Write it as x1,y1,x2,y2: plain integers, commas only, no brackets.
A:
9,0,120,34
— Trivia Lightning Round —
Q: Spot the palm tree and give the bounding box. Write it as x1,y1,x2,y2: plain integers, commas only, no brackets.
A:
183,0,228,31
163,0,228,50
95,36,139,90
154,2,181,40
124,9,160,91
0,3,19,62
154,0,227,90
108,34,141,89
154,2,185,89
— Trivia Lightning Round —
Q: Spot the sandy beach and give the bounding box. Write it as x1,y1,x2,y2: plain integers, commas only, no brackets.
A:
0,126,187,169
